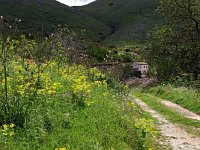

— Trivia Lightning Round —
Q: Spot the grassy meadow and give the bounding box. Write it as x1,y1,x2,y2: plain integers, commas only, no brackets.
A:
0,61,158,150
0,33,159,150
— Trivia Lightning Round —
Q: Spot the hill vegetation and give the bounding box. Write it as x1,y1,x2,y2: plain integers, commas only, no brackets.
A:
79,0,162,44
0,0,162,44
0,0,110,40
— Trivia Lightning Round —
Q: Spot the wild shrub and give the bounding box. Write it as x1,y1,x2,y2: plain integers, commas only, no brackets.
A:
0,17,82,127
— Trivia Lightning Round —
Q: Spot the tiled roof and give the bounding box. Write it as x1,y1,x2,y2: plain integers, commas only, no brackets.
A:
134,62,148,65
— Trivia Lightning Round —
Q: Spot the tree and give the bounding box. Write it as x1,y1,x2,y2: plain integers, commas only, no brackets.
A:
147,0,200,80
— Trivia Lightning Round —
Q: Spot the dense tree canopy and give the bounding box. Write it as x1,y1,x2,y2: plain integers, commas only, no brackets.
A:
147,0,200,80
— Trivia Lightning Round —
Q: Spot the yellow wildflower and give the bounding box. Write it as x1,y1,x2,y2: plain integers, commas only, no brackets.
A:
3,124,8,130
103,92,107,97
10,123,15,128
9,131,15,137
55,148,67,150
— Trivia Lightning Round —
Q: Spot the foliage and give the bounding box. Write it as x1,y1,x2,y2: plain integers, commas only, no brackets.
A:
146,0,200,81
0,123,15,148
0,0,110,41
88,44,110,62
122,52,134,62
0,17,84,127
123,64,135,79
112,53,123,61
0,59,158,149
0,18,159,150
0,13,165,150
134,118,157,149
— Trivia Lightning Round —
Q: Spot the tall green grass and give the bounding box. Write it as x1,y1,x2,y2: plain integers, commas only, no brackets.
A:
0,63,159,150
1,87,151,149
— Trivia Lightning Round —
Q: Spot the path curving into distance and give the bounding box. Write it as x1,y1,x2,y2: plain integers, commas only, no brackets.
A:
134,98,200,150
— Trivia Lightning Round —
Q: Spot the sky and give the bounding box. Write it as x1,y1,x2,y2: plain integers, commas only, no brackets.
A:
56,0,96,6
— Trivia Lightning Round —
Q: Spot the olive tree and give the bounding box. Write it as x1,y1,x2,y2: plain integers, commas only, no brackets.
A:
147,0,200,80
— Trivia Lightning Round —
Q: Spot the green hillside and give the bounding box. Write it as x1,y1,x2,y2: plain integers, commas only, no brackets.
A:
0,0,162,44
79,0,162,44
0,0,110,40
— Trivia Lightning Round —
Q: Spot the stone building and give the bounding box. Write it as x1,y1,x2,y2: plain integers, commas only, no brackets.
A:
132,62,149,78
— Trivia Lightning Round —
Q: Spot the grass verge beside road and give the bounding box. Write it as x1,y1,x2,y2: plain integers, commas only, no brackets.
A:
141,85,200,115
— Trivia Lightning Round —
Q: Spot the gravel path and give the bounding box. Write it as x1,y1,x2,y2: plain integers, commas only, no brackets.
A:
134,98,200,150
161,100,200,121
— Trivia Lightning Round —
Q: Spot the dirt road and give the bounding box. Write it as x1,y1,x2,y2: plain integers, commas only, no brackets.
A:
134,98,200,150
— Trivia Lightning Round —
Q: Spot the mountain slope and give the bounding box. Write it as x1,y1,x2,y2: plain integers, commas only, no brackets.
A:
0,0,110,40
79,0,162,44
0,0,162,44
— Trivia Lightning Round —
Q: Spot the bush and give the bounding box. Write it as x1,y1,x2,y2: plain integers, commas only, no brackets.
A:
112,53,122,61
88,44,110,62
123,64,135,79
122,52,134,62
